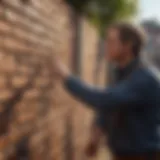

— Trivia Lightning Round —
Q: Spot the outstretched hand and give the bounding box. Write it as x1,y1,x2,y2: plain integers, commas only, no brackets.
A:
51,56,71,81
85,142,99,157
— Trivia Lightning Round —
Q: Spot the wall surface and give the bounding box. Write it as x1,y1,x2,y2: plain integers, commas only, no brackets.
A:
0,0,106,159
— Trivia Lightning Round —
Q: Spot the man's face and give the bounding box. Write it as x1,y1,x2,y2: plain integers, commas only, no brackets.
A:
105,28,127,63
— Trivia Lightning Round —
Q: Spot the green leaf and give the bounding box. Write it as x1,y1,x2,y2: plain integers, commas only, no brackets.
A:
86,0,138,34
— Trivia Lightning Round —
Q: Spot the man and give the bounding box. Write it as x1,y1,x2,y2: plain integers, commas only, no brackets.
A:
85,24,142,158
54,23,160,160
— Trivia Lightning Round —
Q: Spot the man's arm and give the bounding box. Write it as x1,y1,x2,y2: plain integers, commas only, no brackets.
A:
53,59,152,112
64,69,152,112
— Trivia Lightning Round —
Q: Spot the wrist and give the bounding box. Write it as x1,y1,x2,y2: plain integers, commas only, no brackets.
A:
61,70,71,81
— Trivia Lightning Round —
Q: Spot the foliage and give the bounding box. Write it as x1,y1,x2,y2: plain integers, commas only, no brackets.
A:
65,0,91,13
86,0,138,36
66,0,138,35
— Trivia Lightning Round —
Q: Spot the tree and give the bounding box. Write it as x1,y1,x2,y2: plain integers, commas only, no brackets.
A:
86,0,138,84
65,0,91,13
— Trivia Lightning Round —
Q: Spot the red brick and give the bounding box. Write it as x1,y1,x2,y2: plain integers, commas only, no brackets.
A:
12,75,28,88
23,88,40,99
0,55,17,73
0,21,12,33
0,75,7,89
0,89,13,101
34,77,49,88
0,135,10,150
17,65,33,75
16,113,35,124
0,0,101,159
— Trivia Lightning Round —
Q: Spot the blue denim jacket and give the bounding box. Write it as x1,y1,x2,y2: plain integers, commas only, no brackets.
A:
64,65,160,154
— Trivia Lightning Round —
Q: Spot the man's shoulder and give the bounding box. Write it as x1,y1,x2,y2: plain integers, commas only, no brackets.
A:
132,67,153,78
129,67,158,87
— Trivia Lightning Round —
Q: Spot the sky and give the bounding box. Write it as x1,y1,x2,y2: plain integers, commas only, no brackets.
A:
139,0,160,21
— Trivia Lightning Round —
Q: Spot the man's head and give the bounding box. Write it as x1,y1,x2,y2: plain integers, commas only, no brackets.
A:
106,22,146,65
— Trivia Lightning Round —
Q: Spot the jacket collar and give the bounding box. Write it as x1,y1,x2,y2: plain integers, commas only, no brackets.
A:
115,58,139,81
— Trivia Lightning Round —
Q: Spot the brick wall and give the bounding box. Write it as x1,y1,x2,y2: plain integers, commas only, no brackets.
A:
0,0,104,159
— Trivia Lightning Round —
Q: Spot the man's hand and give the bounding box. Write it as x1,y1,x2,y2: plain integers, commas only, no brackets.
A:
85,125,103,158
85,141,99,157
51,56,71,81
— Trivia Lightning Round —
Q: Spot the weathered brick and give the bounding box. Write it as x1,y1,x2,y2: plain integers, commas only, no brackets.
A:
34,77,49,88
12,75,28,88
0,55,17,73
0,75,7,89
0,135,10,150
0,0,102,159
0,153,5,160
0,89,13,101
16,113,35,124
0,21,12,33
16,66,33,76
23,88,40,99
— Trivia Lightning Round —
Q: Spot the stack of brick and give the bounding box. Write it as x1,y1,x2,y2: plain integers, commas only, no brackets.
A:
0,0,103,159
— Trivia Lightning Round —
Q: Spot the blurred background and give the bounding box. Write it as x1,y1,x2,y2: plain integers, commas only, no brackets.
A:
0,0,159,159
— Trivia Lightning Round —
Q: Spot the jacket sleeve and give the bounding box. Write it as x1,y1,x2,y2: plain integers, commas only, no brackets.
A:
64,70,151,112
95,113,106,129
